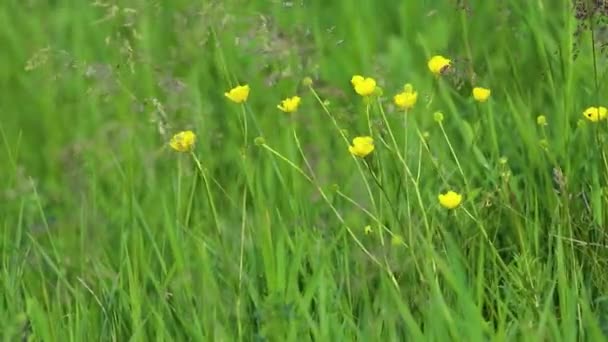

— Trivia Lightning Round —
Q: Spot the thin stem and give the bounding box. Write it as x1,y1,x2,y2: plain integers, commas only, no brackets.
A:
366,102,373,135
190,152,221,235
240,104,249,148
236,189,247,341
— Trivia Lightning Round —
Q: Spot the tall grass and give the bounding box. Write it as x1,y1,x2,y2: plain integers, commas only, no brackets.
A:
2,0,608,340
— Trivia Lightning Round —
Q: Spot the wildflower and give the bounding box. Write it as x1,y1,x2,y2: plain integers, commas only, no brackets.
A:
254,137,266,146
428,55,451,75
583,106,608,122
169,130,196,152
351,75,377,96
364,225,373,235
539,139,549,150
472,87,491,102
438,190,462,209
433,111,445,123
499,156,508,165
351,75,364,86
536,115,547,126
302,77,313,86
394,84,418,110
348,136,374,158
277,96,301,113
224,84,250,103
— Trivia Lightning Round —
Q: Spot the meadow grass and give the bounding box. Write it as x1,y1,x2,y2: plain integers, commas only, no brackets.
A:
3,0,608,340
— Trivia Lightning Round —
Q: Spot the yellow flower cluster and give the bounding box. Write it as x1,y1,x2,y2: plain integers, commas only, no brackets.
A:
170,55,512,213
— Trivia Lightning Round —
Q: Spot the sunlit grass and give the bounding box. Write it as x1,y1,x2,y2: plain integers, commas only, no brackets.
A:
2,0,608,340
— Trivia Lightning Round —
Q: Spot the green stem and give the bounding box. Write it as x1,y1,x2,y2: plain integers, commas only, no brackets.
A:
190,152,221,235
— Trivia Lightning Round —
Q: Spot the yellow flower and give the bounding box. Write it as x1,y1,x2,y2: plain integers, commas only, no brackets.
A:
169,130,196,152
393,83,418,110
351,75,377,96
438,190,462,209
364,225,373,235
536,115,547,126
472,87,491,102
351,75,364,86
348,136,374,158
428,55,451,75
224,84,250,103
583,106,608,122
277,96,301,113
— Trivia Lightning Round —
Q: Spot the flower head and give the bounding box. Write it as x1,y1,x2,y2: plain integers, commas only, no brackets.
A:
472,87,491,102
394,83,418,110
583,106,608,122
351,75,377,96
433,111,445,123
438,190,462,209
536,115,547,126
277,96,301,113
224,84,250,103
169,130,196,152
348,136,374,158
351,75,364,86
254,137,266,146
302,77,314,86
428,55,451,75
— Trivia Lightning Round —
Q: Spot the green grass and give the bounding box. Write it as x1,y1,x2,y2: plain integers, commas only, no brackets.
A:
3,0,608,340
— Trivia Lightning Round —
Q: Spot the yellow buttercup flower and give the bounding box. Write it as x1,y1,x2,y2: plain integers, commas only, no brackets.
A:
583,106,608,122
351,75,377,96
428,55,451,75
438,190,462,209
224,84,250,103
348,136,374,158
169,130,196,152
277,96,301,113
351,75,364,86
393,83,418,110
472,87,491,102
